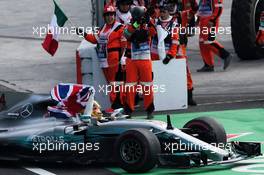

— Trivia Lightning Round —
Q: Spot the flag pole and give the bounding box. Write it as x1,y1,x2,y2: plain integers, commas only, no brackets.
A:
68,19,77,29
53,0,87,39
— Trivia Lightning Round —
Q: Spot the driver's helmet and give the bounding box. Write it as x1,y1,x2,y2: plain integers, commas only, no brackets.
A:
91,101,103,120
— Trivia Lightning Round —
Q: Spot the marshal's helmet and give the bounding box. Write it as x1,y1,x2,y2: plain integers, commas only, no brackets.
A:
103,3,116,15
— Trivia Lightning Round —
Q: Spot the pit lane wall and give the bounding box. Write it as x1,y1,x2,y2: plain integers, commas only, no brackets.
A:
76,40,188,111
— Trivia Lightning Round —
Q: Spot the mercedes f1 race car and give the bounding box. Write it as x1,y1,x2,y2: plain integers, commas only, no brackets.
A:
0,84,262,173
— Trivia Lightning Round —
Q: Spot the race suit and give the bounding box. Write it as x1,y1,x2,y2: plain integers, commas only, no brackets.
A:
85,21,126,109
198,0,230,66
176,0,197,89
150,16,193,90
124,21,156,113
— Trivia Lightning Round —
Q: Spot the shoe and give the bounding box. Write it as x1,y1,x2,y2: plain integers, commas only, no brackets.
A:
197,65,214,72
188,89,197,106
223,54,232,70
147,112,154,119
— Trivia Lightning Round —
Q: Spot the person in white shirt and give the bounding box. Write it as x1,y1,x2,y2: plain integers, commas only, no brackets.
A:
116,0,133,24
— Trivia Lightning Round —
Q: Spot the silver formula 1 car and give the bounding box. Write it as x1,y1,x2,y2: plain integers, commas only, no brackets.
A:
0,84,261,173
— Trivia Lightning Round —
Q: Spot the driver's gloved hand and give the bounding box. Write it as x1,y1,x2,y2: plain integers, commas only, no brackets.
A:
163,54,173,65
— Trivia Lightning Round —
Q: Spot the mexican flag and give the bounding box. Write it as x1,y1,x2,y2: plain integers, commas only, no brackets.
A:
42,0,68,56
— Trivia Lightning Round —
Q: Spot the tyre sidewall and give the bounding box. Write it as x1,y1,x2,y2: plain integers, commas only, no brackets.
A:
114,129,160,173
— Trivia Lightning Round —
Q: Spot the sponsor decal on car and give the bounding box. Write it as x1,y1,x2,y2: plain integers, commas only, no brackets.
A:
227,132,253,140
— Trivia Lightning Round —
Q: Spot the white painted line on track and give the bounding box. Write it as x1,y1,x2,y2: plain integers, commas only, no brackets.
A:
198,99,264,106
24,167,56,175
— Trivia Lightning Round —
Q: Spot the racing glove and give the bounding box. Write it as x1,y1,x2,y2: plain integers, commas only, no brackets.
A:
163,54,173,65
132,21,141,29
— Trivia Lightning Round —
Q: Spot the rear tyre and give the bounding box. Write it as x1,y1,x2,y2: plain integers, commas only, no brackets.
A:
114,128,161,173
231,0,264,59
183,117,227,145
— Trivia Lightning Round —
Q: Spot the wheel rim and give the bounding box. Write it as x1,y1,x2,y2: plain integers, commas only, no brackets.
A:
120,139,143,164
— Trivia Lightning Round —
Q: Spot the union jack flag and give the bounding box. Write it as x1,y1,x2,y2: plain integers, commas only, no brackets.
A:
48,83,95,118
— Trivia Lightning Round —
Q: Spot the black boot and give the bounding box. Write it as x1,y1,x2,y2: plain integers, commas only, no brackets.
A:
188,89,197,106
223,53,232,70
197,64,214,72
124,105,133,119
146,103,155,119
111,93,123,110
218,48,232,70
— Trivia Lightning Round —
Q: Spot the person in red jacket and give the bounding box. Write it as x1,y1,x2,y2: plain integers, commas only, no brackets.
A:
180,0,198,36
196,0,232,72
151,5,197,106
157,1,197,105
76,4,126,110
256,11,264,47
150,6,179,61
176,0,198,105
124,6,156,119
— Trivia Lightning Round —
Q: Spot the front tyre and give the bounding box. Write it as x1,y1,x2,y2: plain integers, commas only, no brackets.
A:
114,128,161,173
183,117,227,145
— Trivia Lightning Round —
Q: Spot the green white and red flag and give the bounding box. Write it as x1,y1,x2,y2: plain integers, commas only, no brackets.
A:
42,0,68,56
